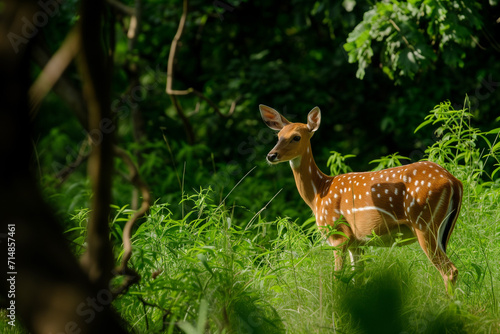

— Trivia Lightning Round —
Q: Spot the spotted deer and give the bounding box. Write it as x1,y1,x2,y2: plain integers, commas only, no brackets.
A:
260,105,463,290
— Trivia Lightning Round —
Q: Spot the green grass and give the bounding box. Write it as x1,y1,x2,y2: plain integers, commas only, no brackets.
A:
108,98,500,333
106,181,499,333
2,98,500,333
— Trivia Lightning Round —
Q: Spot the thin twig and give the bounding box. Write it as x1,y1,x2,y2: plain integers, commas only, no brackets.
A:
113,146,152,273
219,166,257,207
56,137,91,186
112,266,140,297
245,188,282,231
165,0,195,143
165,0,189,96
165,0,238,119
388,19,416,52
170,94,195,144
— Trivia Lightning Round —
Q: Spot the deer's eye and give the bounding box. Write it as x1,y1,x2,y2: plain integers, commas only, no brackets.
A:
292,136,301,142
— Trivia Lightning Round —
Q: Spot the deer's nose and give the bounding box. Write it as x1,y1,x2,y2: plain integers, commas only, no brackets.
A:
267,152,278,162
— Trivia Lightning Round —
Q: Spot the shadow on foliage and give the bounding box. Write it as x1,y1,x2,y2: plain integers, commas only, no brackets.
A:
338,269,469,334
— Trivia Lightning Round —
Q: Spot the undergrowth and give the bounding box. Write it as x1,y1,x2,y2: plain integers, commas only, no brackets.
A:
99,98,500,333
4,98,498,333
113,98,500,333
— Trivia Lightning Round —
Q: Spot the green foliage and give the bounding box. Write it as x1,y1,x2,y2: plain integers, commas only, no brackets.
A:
177,299,208,334
112,190,285,333
106,102,500,333
415,96,500,184
326,151,355,176
28,0,500,330
36,1,500,226
344,0,483,81
48,101,500,334
369,152,408,171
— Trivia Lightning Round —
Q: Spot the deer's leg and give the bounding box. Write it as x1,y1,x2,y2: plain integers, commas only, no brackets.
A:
348,247,364,272
414,229,458,290
329,237,350,274
333,249,344,273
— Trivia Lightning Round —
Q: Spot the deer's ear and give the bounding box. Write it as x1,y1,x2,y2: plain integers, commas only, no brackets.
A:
307,107,321,132
259,105,290,130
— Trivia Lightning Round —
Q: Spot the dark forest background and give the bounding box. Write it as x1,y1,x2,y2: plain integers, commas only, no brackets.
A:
35,0,500,222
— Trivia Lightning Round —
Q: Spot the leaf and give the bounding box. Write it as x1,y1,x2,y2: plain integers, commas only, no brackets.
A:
197,253,214,275
491,141,500,153
491,166,500,179
414,118,434,133
197,299,208,334
486,128,500,135
177,322,197,334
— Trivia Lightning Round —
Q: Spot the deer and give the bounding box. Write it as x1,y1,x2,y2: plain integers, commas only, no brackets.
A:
259,104,463,290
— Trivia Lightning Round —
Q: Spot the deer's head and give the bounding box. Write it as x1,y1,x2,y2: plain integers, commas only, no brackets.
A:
259,105,321,166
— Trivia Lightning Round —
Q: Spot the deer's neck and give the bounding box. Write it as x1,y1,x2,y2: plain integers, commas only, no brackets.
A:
289,144,329,210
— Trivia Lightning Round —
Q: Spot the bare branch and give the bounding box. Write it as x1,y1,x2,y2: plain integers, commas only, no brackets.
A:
112,267,140,297
78,0,115,287
29,27,80,115
165,0,237,121
165,0,189,96
31,44,89,128
113,146,152,273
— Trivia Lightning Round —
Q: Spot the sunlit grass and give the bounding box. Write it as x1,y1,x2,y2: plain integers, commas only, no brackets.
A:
107,98,500,333
101,179,499,334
